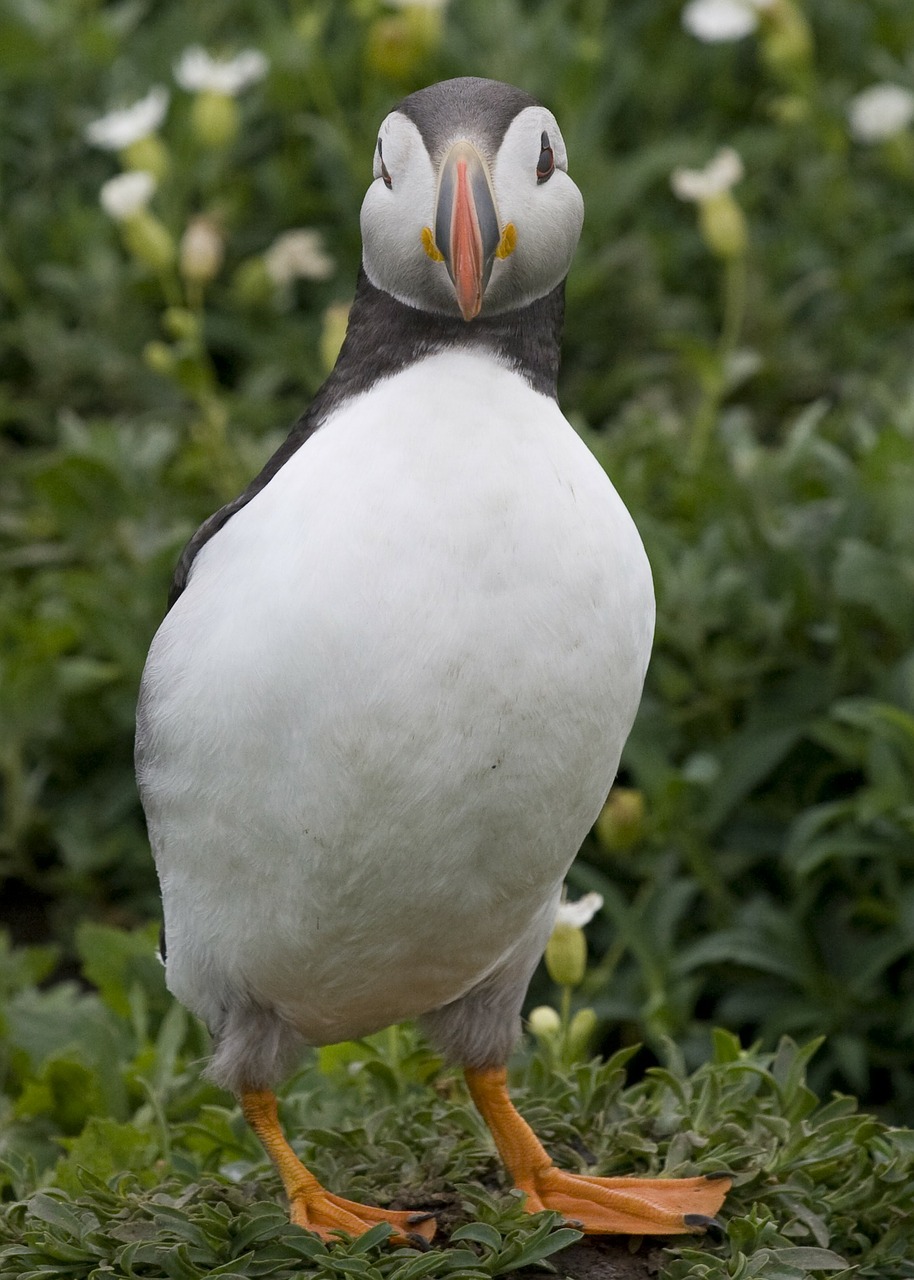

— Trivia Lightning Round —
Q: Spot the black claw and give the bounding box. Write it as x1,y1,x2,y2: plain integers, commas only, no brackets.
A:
406,1212,436,1225
684,1213,725,1238
405,1232,433,1251
704,1170,733,1182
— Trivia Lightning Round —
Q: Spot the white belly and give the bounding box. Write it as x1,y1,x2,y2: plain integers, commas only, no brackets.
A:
138,350,654,1043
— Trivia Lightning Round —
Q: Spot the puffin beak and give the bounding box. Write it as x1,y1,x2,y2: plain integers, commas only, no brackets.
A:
434,140,502,322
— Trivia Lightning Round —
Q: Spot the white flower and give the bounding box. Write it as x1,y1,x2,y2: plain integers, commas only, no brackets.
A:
554,892,603,929
99,170,156,221
86,87,169,150
264,229,335,284
681,0,774,43
174,46,269,96
848,84,914,144
385,0,449,8
671,146,744,201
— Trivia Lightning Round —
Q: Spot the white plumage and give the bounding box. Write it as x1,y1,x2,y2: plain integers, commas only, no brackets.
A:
139,348,654,1052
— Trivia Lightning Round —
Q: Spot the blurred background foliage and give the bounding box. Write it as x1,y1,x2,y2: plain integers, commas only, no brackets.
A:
1,0,913,1122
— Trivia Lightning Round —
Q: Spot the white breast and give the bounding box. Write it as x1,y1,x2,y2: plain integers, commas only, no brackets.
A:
138,350,654,1044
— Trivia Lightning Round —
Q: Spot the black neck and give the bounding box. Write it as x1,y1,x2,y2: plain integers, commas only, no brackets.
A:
305,270,565,429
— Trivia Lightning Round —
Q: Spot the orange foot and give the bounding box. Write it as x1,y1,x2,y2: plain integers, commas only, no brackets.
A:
241,1089,436,1246
516,1167,730,1235
465,1066,731,1236
288,1188,436,1245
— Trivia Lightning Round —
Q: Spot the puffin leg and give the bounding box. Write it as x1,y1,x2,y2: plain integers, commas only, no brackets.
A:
464,1067,730,1235
240,1089,436,1245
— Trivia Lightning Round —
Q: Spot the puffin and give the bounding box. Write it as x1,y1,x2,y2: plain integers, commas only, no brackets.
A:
136,76,730,1244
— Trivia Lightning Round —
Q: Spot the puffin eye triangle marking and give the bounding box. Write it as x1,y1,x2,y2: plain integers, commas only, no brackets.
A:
536,130,555,183
495,222,517,259
378,137,392,189
421,226,444,262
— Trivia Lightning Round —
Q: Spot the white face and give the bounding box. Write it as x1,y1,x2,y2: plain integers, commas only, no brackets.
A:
360,104,584,320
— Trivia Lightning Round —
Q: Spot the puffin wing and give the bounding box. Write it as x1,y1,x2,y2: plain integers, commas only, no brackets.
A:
168,406,326,608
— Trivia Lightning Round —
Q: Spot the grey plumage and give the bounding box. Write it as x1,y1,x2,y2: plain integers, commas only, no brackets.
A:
399,77,538,163
208,999,306,1096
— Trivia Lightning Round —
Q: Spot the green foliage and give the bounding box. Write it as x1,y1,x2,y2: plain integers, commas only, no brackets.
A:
555,392,914,1111
1,930,913,1278
1,0,913,1125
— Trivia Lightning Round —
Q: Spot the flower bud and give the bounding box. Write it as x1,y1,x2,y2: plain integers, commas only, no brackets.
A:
698,192,747,259
545,921,587,989
768,94,809,126
528,1005,562,1039
119,134,169,180
567,1008,598,1060
162,307,199,341
594,788,646,852
759,0,813,80
121,211,175,271
295,10,323,43
402,3,444,52
143,340,176,375
179,216,224,285
365,6,442,82
192,90,238,146
365,17,415,81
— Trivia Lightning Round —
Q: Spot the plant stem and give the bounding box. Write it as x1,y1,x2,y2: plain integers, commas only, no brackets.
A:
688,251,748,470
719,251,748,365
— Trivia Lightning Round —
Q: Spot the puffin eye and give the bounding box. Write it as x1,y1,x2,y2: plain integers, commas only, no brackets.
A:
378,138,392,190
536,131,555,183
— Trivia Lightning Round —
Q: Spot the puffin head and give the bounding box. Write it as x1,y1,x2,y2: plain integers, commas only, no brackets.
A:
360,77,584,322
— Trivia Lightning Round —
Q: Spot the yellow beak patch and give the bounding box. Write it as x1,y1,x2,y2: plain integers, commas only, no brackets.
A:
495,223,517,260
421,227,444,263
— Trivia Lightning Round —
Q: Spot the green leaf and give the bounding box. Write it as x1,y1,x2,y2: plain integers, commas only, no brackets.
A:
24,1193,85,1236
769,1247,849,1269
75,921,165,1019
498,1226,583,1272
832,540,914,633
449,1223,502,1250
345,1221,394,1252
711,1028,743,1064
702,725,806,833
207,1258,256,1278
54,1117,158,1195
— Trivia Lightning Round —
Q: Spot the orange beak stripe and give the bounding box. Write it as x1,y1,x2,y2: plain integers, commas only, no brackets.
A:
450,156,485,322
